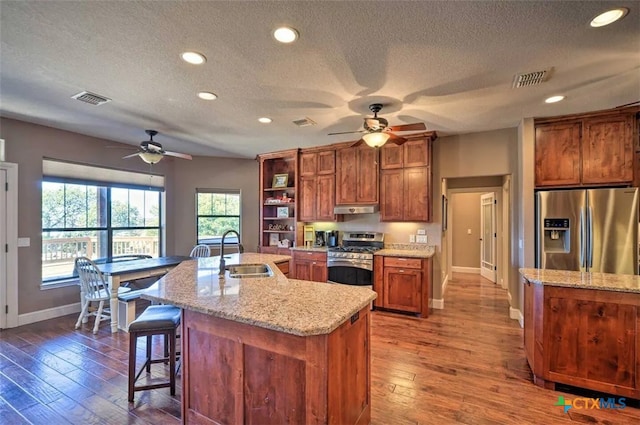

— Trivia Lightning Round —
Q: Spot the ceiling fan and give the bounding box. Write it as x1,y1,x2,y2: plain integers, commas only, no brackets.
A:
123,130,193,164
328,103,427,148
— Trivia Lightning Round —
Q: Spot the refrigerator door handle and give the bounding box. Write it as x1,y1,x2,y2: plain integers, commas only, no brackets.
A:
587,206,593,269
579,209,586,269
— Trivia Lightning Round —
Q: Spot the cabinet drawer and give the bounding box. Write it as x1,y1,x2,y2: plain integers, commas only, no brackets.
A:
383,257,422,269
292,251,327,262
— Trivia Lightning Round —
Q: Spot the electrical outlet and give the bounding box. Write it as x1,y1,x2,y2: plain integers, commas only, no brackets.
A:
417,229,426,235
409,234,416,243
416,235,428,243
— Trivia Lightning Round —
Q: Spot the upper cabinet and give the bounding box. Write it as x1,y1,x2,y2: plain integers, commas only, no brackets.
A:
257,149,299,252
335,145,379,205
535,109,636,188
379,137,434,222
299,148,337,222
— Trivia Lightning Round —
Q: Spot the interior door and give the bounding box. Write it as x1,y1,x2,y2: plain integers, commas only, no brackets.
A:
480,192,496,282
0,169,6,328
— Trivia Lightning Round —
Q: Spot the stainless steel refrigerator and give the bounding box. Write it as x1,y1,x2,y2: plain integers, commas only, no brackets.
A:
536,188,639,275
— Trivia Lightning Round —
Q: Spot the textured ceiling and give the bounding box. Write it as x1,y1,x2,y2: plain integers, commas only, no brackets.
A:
1,1,639,159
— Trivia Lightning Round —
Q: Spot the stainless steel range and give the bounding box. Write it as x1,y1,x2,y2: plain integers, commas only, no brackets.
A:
327,231,384,286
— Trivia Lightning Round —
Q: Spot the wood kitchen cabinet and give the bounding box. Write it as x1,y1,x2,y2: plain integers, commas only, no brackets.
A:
291,250,327,282
257,149,300,251
535,108,636,188
373,255,431,317
335,145,378,205
298,148,337,222
379,137,434,222
522,276,640,399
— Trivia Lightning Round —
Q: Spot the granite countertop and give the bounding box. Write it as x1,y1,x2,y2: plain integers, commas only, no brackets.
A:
142,252,376,336
290,246,328,252
375,243,435,258
519,268,640,294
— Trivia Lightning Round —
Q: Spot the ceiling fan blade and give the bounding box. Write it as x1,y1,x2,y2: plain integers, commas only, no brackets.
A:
328,130,366,136
122,152,141,159
387,133,407,145
163,151,193,160
387,122,426,132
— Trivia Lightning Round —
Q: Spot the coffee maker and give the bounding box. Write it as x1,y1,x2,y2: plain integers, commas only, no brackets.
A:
326,230,339,247
314,231,326,247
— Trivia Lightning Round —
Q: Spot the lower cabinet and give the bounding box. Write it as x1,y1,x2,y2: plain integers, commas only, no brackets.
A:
274,260,290,277
522,279,640,399
291,250,327,282
373,256,431,317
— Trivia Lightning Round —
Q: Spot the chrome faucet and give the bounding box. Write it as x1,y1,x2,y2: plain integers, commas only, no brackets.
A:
218,230,242,275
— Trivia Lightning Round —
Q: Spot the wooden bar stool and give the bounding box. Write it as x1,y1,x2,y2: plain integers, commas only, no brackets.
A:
128,304,181,402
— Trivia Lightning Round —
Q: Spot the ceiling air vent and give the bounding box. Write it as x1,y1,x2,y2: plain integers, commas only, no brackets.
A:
512,70,549,88
71,91,112,106
293,117,317,127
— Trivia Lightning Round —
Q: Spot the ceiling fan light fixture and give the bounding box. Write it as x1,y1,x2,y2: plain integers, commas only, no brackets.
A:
273,27,299,43
362,132,390,148
181,51,206,65
590,8,628,27
139,152,164,164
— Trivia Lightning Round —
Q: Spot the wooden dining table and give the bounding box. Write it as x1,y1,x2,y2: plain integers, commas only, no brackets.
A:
94,255,193,333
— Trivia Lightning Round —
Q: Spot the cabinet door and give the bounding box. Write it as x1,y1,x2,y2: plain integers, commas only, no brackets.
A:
299,152,317,177
383,268,422,313
292,260,311,281
310,261,328,282
299,176,316,222
336,147,357,205
356,146,379,203
404,167,429,222
380,144,403,170
535,122,581,187
379,169,403,221
403,139,429,168
317,150,335,174
523,280,534,371
316,174,335,221
582,114,633,185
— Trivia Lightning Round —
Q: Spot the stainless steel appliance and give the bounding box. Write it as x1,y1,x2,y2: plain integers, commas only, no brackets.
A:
327,231,384,286
326,230,339,248
314,231,326,247
536,188,639,275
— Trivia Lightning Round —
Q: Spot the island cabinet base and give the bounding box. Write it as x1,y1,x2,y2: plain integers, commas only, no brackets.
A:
181,308,371,425
524,281,640,400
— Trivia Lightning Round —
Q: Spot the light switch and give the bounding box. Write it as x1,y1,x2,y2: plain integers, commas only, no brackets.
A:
18,237,31,247
416,235,428,243
409,234,416,243
467,229,472,235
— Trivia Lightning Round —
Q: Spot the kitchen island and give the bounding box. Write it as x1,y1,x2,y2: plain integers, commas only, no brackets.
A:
143,252,376,425
520,268,640,400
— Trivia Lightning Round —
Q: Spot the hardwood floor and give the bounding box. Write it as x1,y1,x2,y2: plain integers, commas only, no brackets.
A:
1,273,638,424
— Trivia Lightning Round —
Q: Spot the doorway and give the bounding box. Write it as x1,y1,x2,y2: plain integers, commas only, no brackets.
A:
0,162,18,329
480,192,497,282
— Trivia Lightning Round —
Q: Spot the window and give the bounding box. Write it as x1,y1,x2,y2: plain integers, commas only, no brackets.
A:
196,189,241,245
41,160,164,284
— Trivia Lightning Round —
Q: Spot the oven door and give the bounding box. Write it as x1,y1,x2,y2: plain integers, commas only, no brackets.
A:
327,259,372,286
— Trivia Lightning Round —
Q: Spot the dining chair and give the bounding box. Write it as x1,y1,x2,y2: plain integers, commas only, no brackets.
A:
74,256,130,334
189,244,210,258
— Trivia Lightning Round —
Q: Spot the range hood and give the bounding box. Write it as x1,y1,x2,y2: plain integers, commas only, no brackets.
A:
333,204,379,215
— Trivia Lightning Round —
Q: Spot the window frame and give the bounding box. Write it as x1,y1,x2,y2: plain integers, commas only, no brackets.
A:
41,177,164,285
196,188,242,246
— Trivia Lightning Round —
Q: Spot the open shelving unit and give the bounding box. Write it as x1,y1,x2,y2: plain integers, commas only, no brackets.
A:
257,149,301,253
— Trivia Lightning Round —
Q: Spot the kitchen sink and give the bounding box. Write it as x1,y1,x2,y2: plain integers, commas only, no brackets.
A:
225,263,273,278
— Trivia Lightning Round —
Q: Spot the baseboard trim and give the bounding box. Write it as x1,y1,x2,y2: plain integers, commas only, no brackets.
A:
432,298,444,309
451,266,480,274
18,302,81,327
510,307,524,328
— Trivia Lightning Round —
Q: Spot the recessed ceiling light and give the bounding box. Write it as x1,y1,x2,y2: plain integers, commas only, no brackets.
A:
258,117,273,124
273,27,299,43
181,51,206,65
590,8,629,27
197,91,217,100
545,95,566,104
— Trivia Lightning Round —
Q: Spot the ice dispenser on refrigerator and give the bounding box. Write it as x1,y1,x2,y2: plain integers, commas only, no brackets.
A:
542,218,570,253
